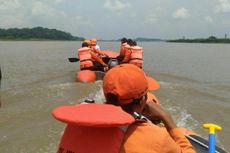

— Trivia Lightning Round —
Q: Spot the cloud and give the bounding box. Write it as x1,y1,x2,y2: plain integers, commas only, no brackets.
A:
215,0,230,13
55,0,65,4
0,0,27,27
103,0,131,11
0,0,21,10
205,16,213,23
0,0,91,33
173,7,189,19
0,14,27,27
145,13,158,24
144,7,164,24
31,1,59,17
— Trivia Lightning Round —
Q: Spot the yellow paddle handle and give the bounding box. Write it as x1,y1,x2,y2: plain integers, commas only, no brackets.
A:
203,123,222,134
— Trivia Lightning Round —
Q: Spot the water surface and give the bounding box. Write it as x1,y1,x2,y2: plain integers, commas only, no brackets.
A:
0,41,229,152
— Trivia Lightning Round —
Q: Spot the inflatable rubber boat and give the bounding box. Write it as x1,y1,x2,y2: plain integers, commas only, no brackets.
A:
75,50,119,83
52,93,227,153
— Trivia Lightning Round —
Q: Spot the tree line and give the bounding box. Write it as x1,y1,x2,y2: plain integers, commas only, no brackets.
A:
168,36,230,43
0,27,84,40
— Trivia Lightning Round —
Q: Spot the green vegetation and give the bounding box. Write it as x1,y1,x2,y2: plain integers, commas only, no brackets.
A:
0,27,84,41
135,37,164,42
168,36,230,44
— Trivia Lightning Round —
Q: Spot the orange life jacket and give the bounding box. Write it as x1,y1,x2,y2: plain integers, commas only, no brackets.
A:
78,47,93,69
120,43,128,56
52,104,135,153
129,46,143,66
52,93,161,153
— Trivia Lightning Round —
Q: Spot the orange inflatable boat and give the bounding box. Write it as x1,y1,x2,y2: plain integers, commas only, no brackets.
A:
76,50,119,83
52,93,227,153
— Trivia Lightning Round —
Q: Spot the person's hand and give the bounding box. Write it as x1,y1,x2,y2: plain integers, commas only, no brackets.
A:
104,54,109,57
104,66,109,72
142,102,177,131
142,101,167,121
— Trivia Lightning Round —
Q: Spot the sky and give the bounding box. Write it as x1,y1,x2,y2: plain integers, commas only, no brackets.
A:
0,0,230,39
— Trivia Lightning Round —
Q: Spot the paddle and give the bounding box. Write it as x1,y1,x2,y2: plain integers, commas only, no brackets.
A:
68,57,110,63
68,58,79,62
203,123,222,153
186,134,227,153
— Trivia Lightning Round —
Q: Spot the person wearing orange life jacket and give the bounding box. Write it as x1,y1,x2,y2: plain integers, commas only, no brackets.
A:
83,39,91,45
120,39,133,64
90,38,108,58
78,42,108,71
103,64,196,153
90,38,100,50
52,64,195,153
129,41,143,68
117,37,128,63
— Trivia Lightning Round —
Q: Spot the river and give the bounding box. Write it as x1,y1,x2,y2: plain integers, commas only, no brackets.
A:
0,41,229,152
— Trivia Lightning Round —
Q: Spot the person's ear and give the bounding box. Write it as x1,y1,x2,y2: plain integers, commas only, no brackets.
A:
140,94,148,110
132,96,146,113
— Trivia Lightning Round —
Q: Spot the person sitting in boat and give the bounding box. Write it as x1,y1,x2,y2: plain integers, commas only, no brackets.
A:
52,64,195,153
90,38,108,57
120,39,133,64
128,41,143,68
78,42,108,71
90,38,100,50
83,39,90,44
103,64,195,153
119,40,143,68
117,37,128,63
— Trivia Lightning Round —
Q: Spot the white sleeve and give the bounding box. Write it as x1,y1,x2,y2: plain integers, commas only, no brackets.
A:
95,45,100,50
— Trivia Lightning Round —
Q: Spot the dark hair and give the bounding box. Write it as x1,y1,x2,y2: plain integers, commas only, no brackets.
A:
121,37,127,43
127,39,133,46
132,41,137,46
105,93,142,114
82,42,89,47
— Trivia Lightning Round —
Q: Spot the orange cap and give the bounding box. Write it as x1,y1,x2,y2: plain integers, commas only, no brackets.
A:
103,64,160,105
90,38,97,45
83,39,90,45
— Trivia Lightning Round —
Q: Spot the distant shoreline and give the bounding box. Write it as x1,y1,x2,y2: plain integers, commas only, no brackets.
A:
0,27,84,41
167,36,230,44
0,39,82,41
1,39,230,44
1,27,230,44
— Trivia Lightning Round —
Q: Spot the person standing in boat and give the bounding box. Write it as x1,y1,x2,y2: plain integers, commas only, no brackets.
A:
78,42,108,71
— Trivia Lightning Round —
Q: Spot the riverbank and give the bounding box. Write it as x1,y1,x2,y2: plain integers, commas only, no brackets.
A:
0,39,81,41
168,36,230,44
0,27,84,41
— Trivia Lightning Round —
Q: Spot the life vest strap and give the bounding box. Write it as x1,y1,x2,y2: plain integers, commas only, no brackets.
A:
80,59,92,62
130,58,143,61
